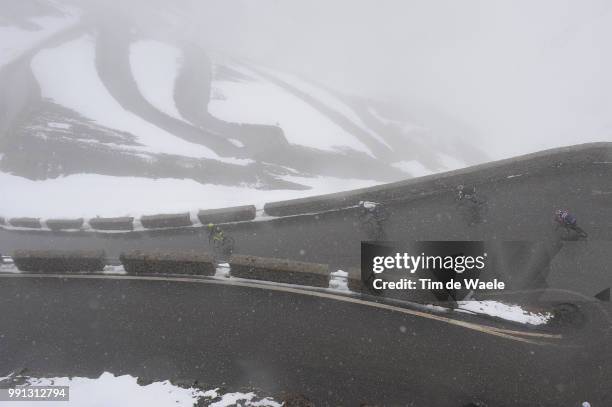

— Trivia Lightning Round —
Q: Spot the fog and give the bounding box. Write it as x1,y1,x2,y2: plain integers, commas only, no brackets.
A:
99,0,612,159
11,0,612,158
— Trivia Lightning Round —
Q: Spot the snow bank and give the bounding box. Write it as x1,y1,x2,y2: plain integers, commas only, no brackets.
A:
215,262,231,278
0,259,19,274
206,389,281,407
102,265,126,275
1,372,281,407
130,40,183,120
30,35,243,164
328,270,349,292
0,172,378,218
13,373,204,407
457,300,552,325
209,63,375,157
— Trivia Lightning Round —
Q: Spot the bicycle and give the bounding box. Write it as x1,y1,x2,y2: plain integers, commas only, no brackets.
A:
358,201,388,240
456,185,487,225
210,234,235,258
561,224,588,240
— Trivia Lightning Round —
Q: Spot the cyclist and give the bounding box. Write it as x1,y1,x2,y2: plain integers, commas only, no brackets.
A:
207,223,235,257
358,201,387,239
553,209,587,239
207,223,224,245
554,209,576,227
456,184,487,225
456,184,479,203
359,201,387,220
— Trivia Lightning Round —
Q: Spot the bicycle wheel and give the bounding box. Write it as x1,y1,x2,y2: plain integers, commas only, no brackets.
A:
222,236,235,255
574,226,588,239
212,239,223,255
360,215,380,239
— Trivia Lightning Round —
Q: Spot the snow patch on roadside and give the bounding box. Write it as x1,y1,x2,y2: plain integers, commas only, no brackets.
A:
0,372,281,407
103,265,126,275
0,263,19,274
207,389,282,407
215,263,231,278
5,372,204,407
457,300,552,325
328,270,349,292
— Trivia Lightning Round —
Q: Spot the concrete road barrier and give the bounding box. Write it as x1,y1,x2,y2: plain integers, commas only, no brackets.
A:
9,217,42,229
89,217,134,231
346,268,363,292
264,142,612,217
140,213,193,229
13,249,106,273
120,250,215,275
46,218,84,231
229,255,330,287
198,205,256,225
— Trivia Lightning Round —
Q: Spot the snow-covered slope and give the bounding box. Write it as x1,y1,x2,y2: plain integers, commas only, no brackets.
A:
130,40,184,121
0,171,378,218
0,5,78,68
257,66,394,150
0,1,485,218
209,63,375,157
31,35,248,164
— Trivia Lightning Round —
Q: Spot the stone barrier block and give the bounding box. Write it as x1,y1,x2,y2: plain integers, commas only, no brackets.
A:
89,217,134,231
9,217,42,229
229,255,330,287
140,213,193,229
46,218,85,231
13,249,106,273
120,250,215,276
197,205,256,225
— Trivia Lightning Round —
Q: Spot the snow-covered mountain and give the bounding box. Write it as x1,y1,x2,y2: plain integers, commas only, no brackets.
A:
0,1,485,218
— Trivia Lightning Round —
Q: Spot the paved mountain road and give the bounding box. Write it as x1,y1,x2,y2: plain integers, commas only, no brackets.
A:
1,154,611,405
0,274,609,406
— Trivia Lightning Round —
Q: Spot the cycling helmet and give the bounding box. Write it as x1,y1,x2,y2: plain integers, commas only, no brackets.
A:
207,223,214,229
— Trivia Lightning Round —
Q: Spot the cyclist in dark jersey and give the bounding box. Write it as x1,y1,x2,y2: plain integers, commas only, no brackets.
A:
553,209,587,239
